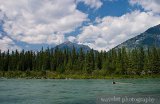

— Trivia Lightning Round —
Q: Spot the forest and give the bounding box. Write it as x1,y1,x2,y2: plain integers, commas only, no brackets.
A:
0,46,160,78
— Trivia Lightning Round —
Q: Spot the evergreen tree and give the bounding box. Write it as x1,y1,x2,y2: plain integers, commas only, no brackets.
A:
0,46,159,75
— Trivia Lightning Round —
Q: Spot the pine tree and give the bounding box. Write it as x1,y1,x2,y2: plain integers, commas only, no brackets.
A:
95,52,102,70
137,47,145,73
85,49,95,73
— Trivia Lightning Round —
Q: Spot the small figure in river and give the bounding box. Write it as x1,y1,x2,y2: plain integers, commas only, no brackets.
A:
112,78,116,84
112,81,116,84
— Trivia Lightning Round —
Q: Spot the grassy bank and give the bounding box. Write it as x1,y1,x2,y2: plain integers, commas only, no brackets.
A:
0,71,160,79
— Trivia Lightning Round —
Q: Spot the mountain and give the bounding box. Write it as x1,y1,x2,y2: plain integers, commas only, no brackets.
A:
53,41,92,52
115,24,160,49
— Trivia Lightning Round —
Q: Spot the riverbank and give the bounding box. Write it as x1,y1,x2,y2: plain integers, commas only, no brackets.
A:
0,71,160,79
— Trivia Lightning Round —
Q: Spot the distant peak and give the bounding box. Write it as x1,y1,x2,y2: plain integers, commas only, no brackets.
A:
145,24,160,34
63,41,72,44
155,24,160,28
150,24,160,29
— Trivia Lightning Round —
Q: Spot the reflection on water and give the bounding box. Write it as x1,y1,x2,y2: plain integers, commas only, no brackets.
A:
0,78,160,104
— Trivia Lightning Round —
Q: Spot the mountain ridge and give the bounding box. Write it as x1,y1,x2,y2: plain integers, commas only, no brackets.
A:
114,24,160,50
53,41,92,52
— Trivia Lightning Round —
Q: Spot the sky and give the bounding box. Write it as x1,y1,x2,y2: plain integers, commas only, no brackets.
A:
0,0,160,51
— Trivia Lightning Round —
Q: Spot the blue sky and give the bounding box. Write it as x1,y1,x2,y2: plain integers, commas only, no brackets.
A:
0,0,160,51
78,0,132,18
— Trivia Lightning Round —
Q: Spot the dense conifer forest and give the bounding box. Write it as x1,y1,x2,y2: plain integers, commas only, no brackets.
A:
0,46,160,77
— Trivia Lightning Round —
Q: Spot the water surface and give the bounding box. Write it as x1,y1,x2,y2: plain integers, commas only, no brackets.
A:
0,78,160,104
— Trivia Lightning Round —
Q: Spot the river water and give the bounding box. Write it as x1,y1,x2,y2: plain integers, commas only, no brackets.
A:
0,78,160,104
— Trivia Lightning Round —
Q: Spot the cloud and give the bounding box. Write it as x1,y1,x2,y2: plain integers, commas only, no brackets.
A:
1,0,160,52
0,36,21,51
77,11,160,51
130,0,160,14
76,0,102,9
0,0,87,46
67,36,76,42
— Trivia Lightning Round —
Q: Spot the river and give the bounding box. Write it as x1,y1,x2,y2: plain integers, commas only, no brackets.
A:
0,78,160,104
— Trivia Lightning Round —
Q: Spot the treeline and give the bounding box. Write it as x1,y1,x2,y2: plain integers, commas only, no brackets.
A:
0,47,160,75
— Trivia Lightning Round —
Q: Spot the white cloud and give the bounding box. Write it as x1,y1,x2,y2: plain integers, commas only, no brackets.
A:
1,0,160,52
76,0,102,9
0,0,87,46
77,11,160,51
67,36,76,42
0,36,21,51
130,0,160,14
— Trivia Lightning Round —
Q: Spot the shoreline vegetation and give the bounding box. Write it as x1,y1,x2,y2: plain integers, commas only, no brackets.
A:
0,71,160,79
0,47,160,79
